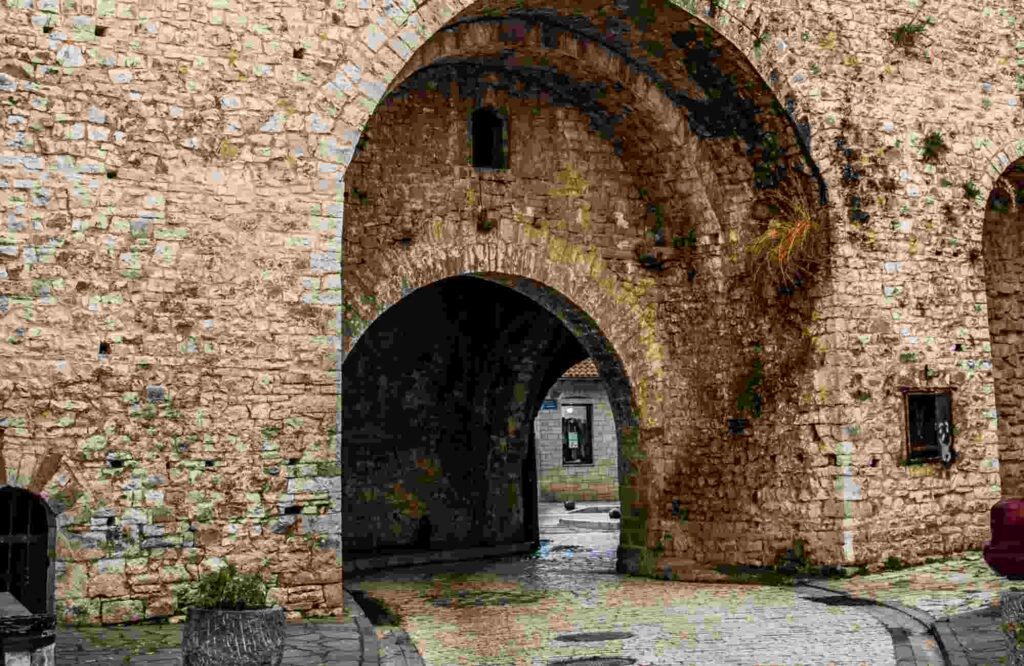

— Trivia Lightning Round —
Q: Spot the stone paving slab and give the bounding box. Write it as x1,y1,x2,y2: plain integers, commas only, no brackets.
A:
347,528,898,666
556,517,619,531
812,551,1017,666
939,605,1010,666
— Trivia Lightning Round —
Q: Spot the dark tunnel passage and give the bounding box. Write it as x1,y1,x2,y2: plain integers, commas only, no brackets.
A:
341,275,631,559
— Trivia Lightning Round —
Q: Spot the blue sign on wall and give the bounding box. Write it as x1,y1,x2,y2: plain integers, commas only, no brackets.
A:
541,399,558,410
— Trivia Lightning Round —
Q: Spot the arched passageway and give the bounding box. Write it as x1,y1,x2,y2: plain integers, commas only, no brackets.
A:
983,159,1024,496
341,0,830,577
341,275,637,568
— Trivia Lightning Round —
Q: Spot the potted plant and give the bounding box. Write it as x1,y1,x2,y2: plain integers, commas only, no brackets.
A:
176,562,285,666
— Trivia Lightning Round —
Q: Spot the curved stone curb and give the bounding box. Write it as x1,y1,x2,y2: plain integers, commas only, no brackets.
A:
344,589,382,665
344,589,428,666
557,518,620,531
930,617,970,666
377,626,427,666
798,580,969,666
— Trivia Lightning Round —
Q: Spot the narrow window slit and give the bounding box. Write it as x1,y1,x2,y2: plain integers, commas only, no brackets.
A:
471,107,508,170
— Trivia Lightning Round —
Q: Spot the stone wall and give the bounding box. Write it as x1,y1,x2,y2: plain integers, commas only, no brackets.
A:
0,0,1021,620
534,378,618,502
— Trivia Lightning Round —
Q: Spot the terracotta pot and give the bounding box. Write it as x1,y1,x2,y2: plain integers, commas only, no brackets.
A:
181,606,285,666
1001,589,1024,666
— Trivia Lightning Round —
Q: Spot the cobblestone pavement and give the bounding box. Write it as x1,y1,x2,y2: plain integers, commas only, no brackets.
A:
347,503,899,666
821,552,1016,666
51,503,1017,665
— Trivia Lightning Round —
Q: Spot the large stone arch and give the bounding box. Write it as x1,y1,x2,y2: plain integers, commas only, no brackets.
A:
341,0,837,578
339,227,664,572
310,0,832,197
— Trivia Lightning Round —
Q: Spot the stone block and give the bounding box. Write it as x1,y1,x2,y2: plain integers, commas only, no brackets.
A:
100,599,145,624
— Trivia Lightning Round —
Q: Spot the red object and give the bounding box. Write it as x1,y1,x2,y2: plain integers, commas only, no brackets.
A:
984,499,1024,579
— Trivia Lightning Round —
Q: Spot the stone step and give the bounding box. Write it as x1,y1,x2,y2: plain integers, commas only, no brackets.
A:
557,518,620,531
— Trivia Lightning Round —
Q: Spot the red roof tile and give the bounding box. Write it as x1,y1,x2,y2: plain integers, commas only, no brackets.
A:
562,359,600,378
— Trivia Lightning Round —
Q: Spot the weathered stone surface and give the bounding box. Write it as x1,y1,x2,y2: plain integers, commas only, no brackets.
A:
0,0,1018,621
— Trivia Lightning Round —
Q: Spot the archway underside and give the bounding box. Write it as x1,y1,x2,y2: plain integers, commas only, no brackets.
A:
341,275,638,567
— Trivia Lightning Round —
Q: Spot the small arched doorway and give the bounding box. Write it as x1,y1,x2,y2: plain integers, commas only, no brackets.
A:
0,486,55,615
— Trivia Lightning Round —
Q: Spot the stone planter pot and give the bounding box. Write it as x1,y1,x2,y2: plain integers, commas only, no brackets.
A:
1001,589,1024,666
181,606,285,666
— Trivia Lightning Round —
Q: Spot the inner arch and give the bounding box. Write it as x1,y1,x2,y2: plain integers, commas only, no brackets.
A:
341,274,638,568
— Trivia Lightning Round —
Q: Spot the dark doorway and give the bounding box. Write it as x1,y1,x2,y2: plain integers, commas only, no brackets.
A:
0,487,54,614
342,274,638,575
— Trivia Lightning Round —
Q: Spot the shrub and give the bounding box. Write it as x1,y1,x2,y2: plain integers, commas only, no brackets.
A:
921,131,947,161
174,563,270,612
883,555,905,571
891,21,927,48
963,181,980,199
746,181,827,292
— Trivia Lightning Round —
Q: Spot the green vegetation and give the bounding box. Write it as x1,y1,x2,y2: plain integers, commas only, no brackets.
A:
891,21,928,48
672,228,698,249
736,348,765,418
963,181,981,199
746,186,825,291
883,555,907,571
76,623,181,657
920,131,947,161
173,563,270,612
717,538,846,586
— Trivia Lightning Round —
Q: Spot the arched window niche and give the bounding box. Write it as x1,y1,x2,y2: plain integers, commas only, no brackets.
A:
0,486,56,616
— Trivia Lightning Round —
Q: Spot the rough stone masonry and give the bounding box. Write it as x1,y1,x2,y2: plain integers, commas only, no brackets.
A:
0,0,1022,622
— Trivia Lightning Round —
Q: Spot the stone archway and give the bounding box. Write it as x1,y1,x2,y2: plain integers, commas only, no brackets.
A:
341,273,642,571
982,156,1024,496
340,0,833,579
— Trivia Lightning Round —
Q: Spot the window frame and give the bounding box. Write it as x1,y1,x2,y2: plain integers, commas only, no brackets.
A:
469,106,509,171
902,388,956,465
561,403,593,465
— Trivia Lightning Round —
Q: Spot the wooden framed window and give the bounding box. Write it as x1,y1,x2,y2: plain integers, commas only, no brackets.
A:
904,390,955,464
470,107,508,170
561,404,592,465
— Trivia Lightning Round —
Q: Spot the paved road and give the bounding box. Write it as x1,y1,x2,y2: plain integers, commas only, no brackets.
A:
347,503,902,665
